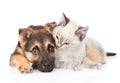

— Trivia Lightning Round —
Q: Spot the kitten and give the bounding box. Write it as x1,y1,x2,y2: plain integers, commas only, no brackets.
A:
53,13,114,70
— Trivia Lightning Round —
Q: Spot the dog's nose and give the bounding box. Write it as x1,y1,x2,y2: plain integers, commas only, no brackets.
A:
42,62,51,69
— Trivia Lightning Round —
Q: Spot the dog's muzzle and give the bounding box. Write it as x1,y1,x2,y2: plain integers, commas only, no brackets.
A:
37,60,54,72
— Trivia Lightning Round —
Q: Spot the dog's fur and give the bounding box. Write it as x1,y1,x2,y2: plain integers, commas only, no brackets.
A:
10,22,57,73
53,14,115,70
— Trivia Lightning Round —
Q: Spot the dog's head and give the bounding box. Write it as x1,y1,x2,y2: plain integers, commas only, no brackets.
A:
19,22,57,72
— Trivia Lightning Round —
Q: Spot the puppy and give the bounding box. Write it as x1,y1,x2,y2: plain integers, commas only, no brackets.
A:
9,22,57,73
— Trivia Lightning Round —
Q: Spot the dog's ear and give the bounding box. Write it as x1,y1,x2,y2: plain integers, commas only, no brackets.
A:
19,28,33,48
45,22,57,33
58,13,70,26
75,26,89,41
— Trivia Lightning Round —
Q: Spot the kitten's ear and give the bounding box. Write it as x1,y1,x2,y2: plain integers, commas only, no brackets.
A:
75,26,89,41
58,13,70,26
19,28,33,48
45,22,57,33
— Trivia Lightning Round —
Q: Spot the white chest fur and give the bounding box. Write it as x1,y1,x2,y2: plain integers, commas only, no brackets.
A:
55,40,86,62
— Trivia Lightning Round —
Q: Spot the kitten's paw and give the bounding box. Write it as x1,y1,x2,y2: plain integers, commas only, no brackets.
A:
72,65,82,71
89,63,102,69
55,61,65,68
64,62,83,71
55,61,83,71
83,57,102,69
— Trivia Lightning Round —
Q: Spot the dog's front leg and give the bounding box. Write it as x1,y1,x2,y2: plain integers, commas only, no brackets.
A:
10,54,33,73
10,42,33,73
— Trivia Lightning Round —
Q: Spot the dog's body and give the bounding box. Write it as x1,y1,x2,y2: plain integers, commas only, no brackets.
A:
10,22,57,73
53,14,115,70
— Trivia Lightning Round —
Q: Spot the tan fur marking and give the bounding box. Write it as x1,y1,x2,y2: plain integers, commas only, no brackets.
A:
19,28,33,49
44,40,55,48
29,41,42,51
45,40,50,47
44,40,56,58
11,54,32,73
86,43,105,64
45,22,57,33
16,47,24,54
25,52,41,62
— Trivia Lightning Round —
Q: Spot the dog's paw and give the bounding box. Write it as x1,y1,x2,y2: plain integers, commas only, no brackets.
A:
18,64,33,73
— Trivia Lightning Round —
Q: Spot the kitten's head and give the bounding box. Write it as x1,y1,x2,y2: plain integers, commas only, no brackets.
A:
53,13,89,49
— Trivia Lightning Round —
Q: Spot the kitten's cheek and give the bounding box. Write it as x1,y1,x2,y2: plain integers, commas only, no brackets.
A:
55,40,58,46
55,39,59,47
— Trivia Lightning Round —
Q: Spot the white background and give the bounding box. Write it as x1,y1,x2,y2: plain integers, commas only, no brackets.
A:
0,0,120,83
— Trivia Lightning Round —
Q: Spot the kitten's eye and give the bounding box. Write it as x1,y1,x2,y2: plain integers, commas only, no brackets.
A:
56,35,59,39
64,39,70,45
48,44,54,52
32,46,39,55
64,42,70,45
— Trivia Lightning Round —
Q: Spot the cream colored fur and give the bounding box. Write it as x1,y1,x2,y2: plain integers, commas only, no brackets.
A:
53,18,106,70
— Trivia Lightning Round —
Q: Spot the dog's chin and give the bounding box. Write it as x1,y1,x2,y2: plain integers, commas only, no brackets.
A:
38,68,53,72
37,65,54,72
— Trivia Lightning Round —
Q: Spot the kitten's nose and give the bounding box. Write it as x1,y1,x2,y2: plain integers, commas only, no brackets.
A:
57,44,61,48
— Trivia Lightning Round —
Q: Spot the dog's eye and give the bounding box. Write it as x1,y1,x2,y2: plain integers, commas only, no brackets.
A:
48,44,54,52
32,46,39,55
